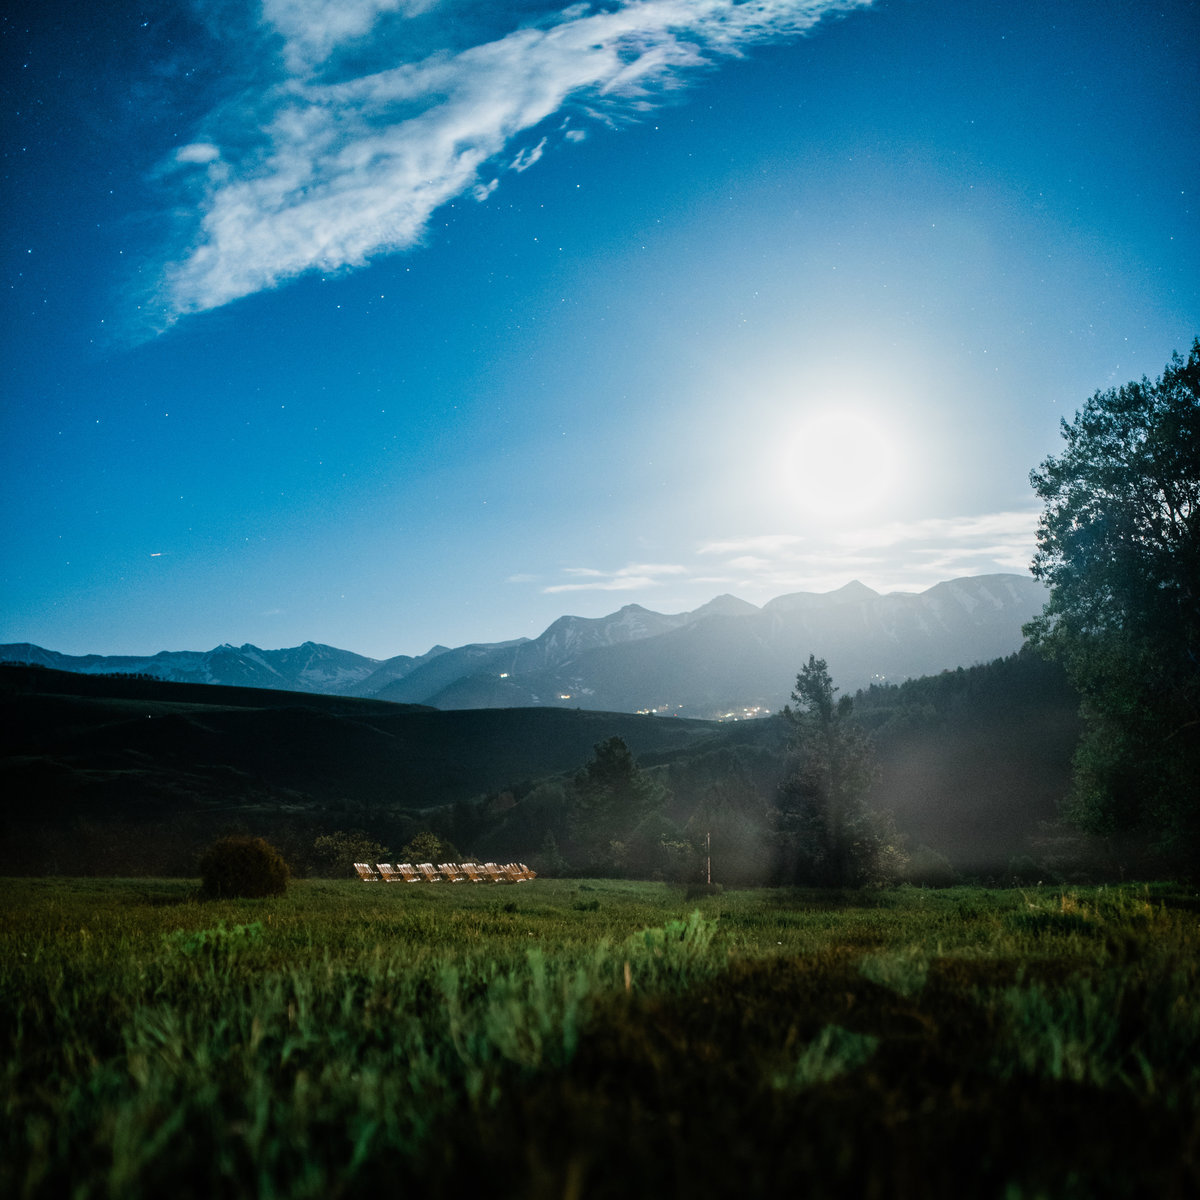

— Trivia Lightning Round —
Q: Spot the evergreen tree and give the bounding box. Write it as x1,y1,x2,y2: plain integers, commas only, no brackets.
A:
571,736,667,873
776,655,900,886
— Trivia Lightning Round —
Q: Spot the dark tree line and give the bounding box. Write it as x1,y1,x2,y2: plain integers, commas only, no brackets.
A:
467,668,906,888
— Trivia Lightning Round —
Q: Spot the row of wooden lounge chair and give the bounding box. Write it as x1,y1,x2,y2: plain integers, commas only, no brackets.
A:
354,862,536,884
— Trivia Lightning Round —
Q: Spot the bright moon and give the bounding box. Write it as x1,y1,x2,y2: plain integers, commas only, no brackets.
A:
786,412,897,518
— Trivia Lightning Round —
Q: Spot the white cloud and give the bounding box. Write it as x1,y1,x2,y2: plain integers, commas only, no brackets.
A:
545,578,655,593
511,137,548,172
698,510,1041,597
543,561,689,593
175,142,221,165
823,512,1041,577
521,510,1039,605
699,533,805,557
262,0,441,73
158,0,874,319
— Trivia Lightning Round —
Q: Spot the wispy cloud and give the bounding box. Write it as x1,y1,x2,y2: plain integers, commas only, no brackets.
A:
530,509,1039,602
698,533,806,557
699,510,1041,594
157,0,872,320
543,561,689,593
263,1,442,75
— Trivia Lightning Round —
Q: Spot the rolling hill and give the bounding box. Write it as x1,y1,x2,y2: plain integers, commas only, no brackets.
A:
0,664,727,874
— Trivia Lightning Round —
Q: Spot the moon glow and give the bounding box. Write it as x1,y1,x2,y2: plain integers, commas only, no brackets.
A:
786,411,897,519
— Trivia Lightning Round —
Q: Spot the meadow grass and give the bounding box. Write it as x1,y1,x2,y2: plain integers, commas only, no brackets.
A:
2,877,1197,1198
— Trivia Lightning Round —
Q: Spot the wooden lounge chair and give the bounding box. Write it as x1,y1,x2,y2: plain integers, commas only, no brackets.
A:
438,863,466,882
481,863,512,883
459,862,486,883
501,863,529,883
519,863,537,879
396,863,422,883
377,863,402,882
354,862,381,882
416,863,442,882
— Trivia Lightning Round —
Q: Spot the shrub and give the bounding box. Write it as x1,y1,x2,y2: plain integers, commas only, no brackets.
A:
198,835,289,899
904,845,959,889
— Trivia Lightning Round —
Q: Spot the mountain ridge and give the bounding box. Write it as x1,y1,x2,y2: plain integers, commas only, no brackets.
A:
0,573,1047,718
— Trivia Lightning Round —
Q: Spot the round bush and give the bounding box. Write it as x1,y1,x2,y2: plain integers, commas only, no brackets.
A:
199,835,290,899
904,844,959,889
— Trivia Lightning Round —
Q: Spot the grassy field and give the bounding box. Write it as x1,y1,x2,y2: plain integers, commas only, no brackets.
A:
2,877,1198,1199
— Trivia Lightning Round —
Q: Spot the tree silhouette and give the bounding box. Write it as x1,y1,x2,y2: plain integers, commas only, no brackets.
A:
1025,338,1200,867
776,655,898,886
571,736,667,872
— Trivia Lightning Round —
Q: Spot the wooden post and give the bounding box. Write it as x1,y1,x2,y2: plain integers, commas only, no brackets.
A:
706,830,711,886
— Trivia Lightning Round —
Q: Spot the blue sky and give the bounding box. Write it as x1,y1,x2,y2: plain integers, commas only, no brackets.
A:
3,0,1197,659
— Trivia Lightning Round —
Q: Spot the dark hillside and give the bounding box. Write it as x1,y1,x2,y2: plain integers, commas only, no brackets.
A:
856,651,1082,872
0,662,435,714
0,665,721,875
0,655,1085,879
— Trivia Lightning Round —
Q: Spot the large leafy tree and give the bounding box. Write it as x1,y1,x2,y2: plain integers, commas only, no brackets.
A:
1025,338,1200,865
310,829,390,878
776,655,900,886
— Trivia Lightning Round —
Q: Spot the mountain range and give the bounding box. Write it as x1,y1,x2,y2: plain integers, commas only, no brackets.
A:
1,573,1048,719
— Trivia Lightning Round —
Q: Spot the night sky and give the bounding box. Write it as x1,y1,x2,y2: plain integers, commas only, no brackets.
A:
3,0,1197,659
